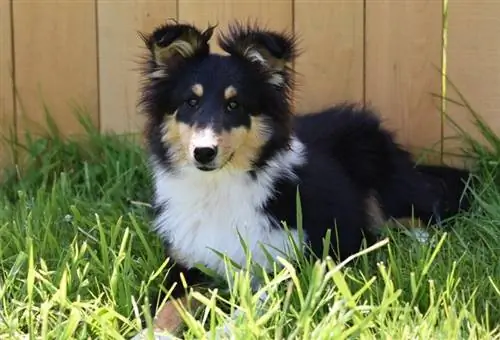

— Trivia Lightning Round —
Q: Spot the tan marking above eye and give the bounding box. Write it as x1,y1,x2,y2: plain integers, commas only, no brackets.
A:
191,83,203,97
224,85,238,100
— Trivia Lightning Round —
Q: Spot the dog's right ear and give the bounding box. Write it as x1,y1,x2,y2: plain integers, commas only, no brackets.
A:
139,21,215,78
217,22,298,88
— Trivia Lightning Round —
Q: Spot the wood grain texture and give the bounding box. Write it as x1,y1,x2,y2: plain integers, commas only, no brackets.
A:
178,0,293,54
444,1,500,166
293,0,364,114
12,1,98,138
365,0,443,160
0,0,15,167
97,0,177,134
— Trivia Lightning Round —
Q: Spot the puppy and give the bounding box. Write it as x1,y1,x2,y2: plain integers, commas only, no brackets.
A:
135,20,471,337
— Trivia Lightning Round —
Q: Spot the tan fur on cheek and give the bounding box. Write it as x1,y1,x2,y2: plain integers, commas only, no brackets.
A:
161,115,179,146
221,116,270,171
161,114,192,165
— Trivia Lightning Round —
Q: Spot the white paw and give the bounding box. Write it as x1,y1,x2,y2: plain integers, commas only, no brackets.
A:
411,228,430,244
130,290,270,340
205,290,269,339
130,329,178,340
206,318,237,340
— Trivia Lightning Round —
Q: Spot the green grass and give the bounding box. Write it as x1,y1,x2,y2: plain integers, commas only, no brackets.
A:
0,107,500,340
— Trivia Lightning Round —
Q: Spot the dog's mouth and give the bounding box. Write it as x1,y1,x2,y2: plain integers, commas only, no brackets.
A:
194,152,235,172
196,165,217,172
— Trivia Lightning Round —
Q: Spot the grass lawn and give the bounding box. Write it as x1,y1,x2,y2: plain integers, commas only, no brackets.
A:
0,110,499,339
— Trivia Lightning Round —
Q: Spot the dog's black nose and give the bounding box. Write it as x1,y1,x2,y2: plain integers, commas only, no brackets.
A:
193,146,218,164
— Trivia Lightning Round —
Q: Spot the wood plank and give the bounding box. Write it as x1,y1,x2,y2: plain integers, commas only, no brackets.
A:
0,0,15,168
293,0,364,114
178,0,293,54
444,1,500,166
12,0,99,138
97,0,177,134
365,0,443,161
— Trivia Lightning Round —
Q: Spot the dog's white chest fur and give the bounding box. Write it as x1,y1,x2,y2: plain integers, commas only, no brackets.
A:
152,138,307,276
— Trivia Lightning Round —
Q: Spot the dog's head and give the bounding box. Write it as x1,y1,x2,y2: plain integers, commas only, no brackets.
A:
139,21,298,173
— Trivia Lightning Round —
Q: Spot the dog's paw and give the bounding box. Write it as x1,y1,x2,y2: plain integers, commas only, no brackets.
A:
411,228,430,244
130,329,178,340
206,319,237,340
205,291,269,339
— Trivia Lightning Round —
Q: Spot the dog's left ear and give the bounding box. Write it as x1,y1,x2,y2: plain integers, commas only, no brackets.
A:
139,20,215,78
218,22,298,87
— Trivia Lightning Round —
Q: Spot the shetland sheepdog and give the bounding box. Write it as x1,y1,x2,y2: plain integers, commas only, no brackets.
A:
135,20,471,336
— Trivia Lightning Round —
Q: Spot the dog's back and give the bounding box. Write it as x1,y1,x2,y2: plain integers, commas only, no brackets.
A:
294,104,472,226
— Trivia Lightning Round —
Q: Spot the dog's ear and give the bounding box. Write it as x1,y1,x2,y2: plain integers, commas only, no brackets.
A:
140,20,215,78
218,22,298,87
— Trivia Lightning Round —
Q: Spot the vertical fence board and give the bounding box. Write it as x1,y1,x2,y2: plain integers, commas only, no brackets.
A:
1,0,498,168
12,1,98,139
97,1,177,134
178,0,293,54
294,0,364,114
444,1,500,165
365,1,442,159
0,0,14,167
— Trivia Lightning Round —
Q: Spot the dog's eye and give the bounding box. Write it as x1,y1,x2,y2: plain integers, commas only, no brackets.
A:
226,101,239,112
186,98,199,107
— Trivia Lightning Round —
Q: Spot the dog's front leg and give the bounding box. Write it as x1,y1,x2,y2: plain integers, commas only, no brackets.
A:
132,262,210,340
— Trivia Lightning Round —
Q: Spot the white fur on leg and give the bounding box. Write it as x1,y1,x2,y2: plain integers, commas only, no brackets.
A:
411,228,430,244
206,288,269,339
130,329,177,340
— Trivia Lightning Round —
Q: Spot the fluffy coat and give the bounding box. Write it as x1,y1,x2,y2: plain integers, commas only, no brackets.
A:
136,20,471,334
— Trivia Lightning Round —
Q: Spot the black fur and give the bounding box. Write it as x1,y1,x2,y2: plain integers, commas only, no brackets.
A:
293,104,471,227
137,20,473,328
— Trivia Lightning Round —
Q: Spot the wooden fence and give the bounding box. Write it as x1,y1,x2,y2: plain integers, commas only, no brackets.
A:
1,0,500,167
